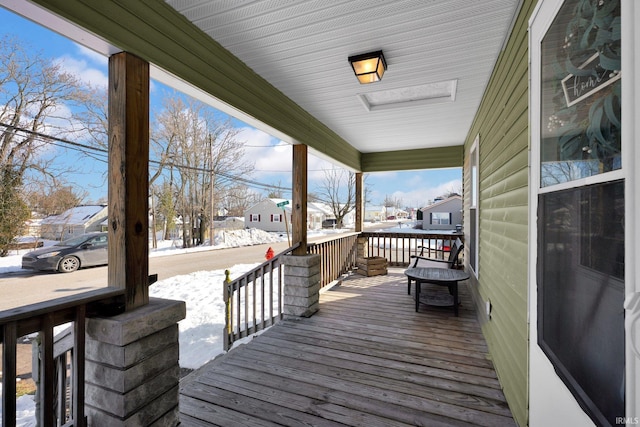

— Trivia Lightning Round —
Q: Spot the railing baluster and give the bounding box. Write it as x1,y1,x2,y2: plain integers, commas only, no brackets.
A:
73,305,87,427
223,275,231,350
2,322,17,427
41,313,55,426
55,351,66,422
260,266,266,330
270,261,275,325
236,279,242,338
395,235,399,265
277,262,283,320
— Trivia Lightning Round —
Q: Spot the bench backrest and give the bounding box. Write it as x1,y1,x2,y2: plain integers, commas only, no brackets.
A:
447,237,464,268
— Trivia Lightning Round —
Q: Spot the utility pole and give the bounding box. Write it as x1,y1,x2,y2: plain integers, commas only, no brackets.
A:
209,134,215,246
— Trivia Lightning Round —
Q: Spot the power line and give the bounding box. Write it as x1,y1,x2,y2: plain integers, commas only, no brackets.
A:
1,122,291,193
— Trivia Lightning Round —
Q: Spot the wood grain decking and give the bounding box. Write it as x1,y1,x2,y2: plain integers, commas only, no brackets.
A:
179,269,515,426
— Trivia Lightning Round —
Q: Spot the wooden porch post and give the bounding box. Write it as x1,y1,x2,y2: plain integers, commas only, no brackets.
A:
355,172,368,260
108,52,150,310
292,144,307,255
355,172,364,232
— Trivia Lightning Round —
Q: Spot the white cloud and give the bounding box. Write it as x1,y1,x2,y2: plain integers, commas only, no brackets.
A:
237,128,291,187
76,44,108,66
53,45,108,89
236,127,358,195
389,178,462,207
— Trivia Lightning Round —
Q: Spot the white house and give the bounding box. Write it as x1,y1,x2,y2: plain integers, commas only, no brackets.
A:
244,199,293,232
40,205,109,240
364,205,386,222
245,199,353,232
418,195,462,230
386,207,409,220
307,202,331,230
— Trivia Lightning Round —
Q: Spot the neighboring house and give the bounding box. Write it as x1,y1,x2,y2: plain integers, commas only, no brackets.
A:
307,202,332,230
40,205,109,240
340,206,355,227
386,207,409,220
23,218,42,237
364,205,386,222
313,203,356,228
245,199,352,232
419,196,462,230
244,199,293,233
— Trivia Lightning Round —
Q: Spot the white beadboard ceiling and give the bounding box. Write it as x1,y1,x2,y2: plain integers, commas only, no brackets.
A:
165,0,521,153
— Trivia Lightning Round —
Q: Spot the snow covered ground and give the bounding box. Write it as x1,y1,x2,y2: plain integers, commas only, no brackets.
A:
0,223,417,424
1,228,288,425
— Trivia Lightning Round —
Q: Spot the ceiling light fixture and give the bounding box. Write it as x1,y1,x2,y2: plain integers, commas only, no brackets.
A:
348,50,387,84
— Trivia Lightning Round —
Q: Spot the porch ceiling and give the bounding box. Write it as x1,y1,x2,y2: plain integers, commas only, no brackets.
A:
4,0,521,171
165,0,520,156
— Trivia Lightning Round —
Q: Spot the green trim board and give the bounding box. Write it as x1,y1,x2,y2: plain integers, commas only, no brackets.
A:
361,146,463,172
30,0,362,170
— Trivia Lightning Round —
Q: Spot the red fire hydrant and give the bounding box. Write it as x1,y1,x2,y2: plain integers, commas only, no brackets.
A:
265,247,274,260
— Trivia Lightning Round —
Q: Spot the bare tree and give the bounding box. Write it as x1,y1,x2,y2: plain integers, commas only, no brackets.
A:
315,169,356,228
0,36,103,244
219,184,261,217
266,181,286,199
383,194,403,209
153,96,253,247
24,183,86,217
0,36,98,179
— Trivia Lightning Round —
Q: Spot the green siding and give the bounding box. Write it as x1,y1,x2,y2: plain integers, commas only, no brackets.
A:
463,1,536,426
31,0,362,171
361,146,463,172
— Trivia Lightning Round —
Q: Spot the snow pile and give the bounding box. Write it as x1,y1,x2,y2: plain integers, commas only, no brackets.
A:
148,265,257,369
214,228,284,247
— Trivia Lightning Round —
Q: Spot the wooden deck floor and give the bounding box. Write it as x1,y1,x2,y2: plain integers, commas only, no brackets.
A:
179,269,515,426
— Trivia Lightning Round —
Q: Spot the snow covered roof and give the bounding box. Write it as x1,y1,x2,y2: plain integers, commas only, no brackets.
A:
308,202,333,215
41,205,108,226
420,195,462,211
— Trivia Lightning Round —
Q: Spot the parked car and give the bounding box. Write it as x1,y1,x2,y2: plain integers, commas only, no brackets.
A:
322,219,337,229
21,232,108,273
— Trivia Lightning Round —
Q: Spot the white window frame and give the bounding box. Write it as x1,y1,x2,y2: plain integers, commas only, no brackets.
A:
250,214,260,222
431,212,451,225
469,134,479,277
528,0,638,424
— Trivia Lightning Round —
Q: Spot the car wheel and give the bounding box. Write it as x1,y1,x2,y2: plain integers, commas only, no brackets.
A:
58,256,80,273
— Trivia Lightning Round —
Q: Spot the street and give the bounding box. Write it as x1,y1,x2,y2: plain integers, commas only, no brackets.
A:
0,222,402,311
0,241,291,311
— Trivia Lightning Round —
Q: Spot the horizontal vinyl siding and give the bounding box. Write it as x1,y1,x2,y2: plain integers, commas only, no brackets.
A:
463,1,536,426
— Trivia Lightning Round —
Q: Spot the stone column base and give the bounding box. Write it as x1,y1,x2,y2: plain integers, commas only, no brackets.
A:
85,298,186,426
282,254,320,318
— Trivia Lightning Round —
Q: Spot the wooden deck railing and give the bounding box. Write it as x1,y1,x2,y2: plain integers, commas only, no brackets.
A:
361,231,464,267
222,232,463,351
0,288,124,427
223,244,299,351
307,232,359,288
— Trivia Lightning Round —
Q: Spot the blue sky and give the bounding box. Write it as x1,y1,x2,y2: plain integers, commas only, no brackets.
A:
1,6,462,208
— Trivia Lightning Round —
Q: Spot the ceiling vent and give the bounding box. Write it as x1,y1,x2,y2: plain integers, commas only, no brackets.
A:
358,79,458,112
